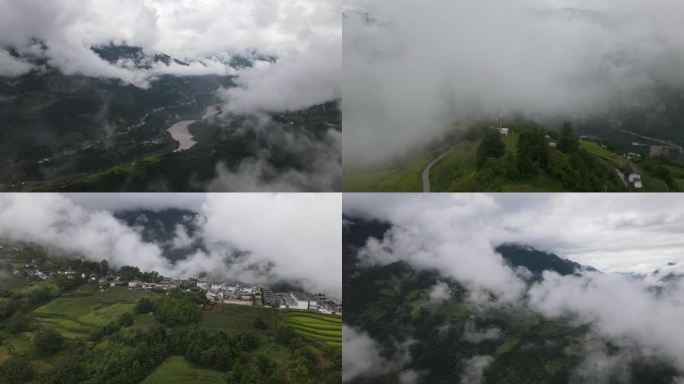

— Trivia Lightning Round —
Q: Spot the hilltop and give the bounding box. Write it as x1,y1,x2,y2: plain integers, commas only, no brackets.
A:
343,119,684,192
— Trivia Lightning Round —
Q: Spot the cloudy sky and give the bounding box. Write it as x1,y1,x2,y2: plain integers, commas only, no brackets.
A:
344,193,684,380
0,193,342,296
343,0,684,166
344,193,684,275
0,0,340,114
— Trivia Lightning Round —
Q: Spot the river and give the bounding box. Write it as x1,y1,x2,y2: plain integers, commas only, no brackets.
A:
166,105,221,152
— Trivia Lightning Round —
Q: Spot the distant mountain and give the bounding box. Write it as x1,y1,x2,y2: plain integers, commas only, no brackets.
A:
92,44,189,68
495,243,590,279
114,208,204,262
91,43,276,71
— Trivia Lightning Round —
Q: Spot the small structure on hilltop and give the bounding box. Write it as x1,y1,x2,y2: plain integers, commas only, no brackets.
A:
498,127,509,135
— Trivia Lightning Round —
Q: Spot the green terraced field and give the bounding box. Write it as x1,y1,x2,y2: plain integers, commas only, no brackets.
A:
32,287,160,337
282,312,342,347
142,356,227,384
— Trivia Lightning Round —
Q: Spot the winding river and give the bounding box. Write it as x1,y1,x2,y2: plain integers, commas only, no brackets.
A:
166,105,221,152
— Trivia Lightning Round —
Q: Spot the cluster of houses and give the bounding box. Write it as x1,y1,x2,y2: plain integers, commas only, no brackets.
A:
262,288,342,316
618,166,643,190
127,277,343,316
125,278,180,291
200,282,259,306
13,261,90,281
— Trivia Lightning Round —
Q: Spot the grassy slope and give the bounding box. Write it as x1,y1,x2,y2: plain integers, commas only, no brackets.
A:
142,356,227,384
343,131,684,191
580,139,678,191
343,152,433,192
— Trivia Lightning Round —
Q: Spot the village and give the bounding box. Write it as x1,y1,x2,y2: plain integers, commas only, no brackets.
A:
7,248,342,317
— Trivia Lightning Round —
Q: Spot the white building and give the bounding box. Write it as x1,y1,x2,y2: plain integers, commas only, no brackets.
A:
498,128,509,135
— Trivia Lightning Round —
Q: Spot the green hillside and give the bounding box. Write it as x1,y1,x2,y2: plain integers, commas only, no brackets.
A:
343,121,684,192
0,249,341,384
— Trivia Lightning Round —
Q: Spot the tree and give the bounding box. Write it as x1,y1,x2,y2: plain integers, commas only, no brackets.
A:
33,328,63,356
55,275,84,292
5,311,33,333
134,297,155,314
253,318,269,331
0,357,34,384
477,129,505,166
118,312,134,327
153,295,201,325
99,259,109,275
558,122,579,153
517,129,549,178
118,265,141,281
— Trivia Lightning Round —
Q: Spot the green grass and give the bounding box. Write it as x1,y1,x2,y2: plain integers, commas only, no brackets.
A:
282,312,341,347
0,331,32,355
343,153,433,192
0,275,27,291
13,280,59,295
496,336,520,355
141,356,227,384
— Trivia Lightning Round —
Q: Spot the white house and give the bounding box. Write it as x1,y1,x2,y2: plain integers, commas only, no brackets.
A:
498,128,509,135
628,173,641,184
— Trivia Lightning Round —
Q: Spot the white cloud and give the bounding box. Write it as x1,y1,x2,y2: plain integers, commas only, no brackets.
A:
0,193,341,296
0,50,33,76
343,0,684,166
342,325,414,382
428,281,450,302
460,355,494,384
342,325,391,382
528,270,684,371
344,193,684,275
0,0,339,111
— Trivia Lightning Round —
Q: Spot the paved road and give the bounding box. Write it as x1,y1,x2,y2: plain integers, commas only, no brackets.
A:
422,152,447,192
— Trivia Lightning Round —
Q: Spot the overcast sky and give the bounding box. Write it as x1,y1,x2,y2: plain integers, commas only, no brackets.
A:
0,0,340,113
343,0,684,166
344,193,684,275
0,193,342,296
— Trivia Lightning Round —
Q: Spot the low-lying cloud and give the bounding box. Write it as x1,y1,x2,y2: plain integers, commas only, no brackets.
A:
0,193,341,296
0,0,340,113
207,115,341,192
343,0,684,166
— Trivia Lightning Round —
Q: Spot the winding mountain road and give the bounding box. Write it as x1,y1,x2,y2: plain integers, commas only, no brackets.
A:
421,152,447,192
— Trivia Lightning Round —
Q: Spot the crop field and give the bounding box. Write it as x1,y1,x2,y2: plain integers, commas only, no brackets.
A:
282,312,342,347
142,356,227,384
32,287,160,337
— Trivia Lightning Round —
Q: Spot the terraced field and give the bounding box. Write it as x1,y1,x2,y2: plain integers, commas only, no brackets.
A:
32,286,160,338
282,312,342,347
